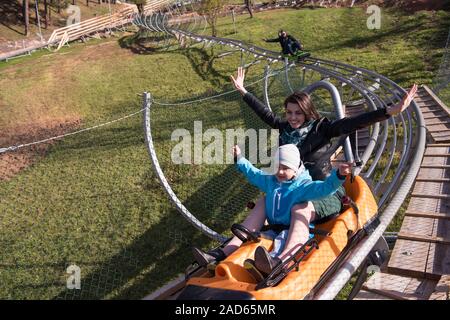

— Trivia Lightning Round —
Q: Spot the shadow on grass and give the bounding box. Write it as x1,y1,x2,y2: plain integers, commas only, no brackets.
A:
50,162,259,299
118,32,179,55
383,0,450,12
119,31,164,55
313,10,450,52
181,47,231,87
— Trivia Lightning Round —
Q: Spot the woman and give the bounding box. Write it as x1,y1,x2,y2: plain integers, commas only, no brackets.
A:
193,67,417,274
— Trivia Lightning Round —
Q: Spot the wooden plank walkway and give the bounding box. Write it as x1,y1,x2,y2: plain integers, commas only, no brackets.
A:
355,85,450,300
419,86,450,143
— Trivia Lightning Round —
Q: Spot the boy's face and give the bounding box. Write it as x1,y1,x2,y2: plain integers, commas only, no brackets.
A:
276,164,296,182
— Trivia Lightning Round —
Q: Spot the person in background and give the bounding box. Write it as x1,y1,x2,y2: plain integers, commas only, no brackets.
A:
263,30,303,56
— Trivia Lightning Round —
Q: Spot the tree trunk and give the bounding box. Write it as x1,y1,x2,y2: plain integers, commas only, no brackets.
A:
209,15,217,37
44,0,48,28
136,4,145,34
23,0,30,36
211,22,216,37
35,0,39,26
137,4,144,14
57,0,61,13
245,0,253,18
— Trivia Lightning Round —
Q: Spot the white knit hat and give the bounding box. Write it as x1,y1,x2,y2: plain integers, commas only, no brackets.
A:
275,144,301,173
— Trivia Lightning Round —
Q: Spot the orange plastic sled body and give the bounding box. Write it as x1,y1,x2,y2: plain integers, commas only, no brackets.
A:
182,176,378,300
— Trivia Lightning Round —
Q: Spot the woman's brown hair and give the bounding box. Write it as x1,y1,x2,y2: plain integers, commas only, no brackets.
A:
284,91,321,121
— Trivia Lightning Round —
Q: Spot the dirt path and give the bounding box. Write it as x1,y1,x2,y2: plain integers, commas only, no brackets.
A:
0,39,133,180
0,37,46,55
0,118,81,180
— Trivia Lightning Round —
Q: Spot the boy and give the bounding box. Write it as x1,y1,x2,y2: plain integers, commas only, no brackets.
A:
233,144,351,275
192,144,351,277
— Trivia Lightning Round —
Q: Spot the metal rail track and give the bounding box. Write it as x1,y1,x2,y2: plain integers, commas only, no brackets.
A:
136,9,426,300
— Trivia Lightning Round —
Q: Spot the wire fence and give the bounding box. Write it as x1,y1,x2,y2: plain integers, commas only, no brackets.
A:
433,27,450,107
0,110,170,299
0,61,301,299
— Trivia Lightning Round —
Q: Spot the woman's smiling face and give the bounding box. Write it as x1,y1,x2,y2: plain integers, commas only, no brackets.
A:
285,102,306,129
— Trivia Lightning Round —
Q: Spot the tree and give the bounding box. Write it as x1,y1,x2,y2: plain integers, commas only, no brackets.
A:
244,0,253,18
129,0,147,14
44,0,49,28
128,0,148,38
23,0,30,36
199,0,225,37
35,0,39,26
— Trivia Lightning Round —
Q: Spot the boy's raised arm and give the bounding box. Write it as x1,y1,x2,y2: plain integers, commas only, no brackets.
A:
234,146,269,192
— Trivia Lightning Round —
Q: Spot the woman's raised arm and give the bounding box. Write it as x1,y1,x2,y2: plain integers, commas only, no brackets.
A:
230,67,248,96
230,67,285,129
325,84,418,138
386,84,418,116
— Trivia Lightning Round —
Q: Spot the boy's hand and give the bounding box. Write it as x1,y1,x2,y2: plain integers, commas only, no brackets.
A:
338,163,352,176
232,145,241,158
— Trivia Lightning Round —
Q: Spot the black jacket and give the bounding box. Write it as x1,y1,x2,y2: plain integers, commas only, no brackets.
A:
265,35,302,55
243,92,390,180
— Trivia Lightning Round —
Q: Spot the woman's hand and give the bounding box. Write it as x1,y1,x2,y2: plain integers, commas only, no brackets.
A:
338,163,353,176
230,67,247,96
386,84,418,116
232,145,241,158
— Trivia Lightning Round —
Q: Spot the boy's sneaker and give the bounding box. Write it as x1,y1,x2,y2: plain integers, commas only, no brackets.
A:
254,246,282,275
244,258,265,283
192,247,226,267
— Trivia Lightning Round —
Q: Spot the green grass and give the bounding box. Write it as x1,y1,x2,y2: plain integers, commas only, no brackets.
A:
435,85,450,107
0,7,449,300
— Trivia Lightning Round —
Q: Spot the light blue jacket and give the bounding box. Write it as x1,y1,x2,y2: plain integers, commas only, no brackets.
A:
236,157,345,226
